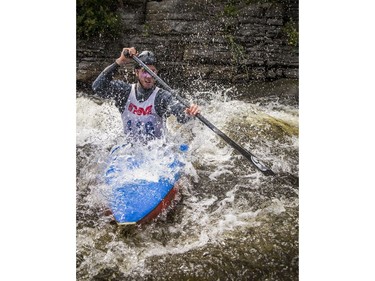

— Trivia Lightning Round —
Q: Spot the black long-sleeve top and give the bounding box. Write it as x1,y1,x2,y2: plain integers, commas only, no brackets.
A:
92,63,191,124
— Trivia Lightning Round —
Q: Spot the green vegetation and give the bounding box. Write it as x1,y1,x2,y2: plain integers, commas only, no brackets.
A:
223,3,239,17
142,23,151,37
226,34,246,64
283,19,299,47
77,0,122,40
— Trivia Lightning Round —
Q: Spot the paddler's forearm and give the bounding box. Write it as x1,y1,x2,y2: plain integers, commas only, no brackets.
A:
155,90,192,124
167,101,193,124
92,62,120,98
173,103,193,124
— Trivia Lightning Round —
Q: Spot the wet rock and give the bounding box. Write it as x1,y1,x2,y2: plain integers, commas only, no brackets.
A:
92,267,125,281
77,0,299,94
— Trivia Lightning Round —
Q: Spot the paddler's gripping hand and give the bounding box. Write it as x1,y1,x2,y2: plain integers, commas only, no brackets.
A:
115,47,138,66
185,104,200,116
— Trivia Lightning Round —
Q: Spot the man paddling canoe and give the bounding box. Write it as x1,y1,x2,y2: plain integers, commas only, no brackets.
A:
92,47,199,143
92,48,199,224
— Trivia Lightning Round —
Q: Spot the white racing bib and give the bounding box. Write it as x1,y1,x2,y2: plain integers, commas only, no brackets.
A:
121,84,165,141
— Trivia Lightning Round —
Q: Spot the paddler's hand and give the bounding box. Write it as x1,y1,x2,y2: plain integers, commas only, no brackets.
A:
115,47,138,66
185,104,200,116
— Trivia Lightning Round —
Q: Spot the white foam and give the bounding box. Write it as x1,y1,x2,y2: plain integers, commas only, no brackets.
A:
76,88,299,277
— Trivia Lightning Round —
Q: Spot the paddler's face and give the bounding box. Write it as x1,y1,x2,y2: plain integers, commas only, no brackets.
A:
136,66,157,89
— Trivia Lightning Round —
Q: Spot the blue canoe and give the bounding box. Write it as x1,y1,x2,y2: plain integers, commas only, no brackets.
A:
104,143,187,225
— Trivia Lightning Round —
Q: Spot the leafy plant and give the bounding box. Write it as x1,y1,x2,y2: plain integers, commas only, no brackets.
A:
223,3,238,17
143,23,150,37
77,0,122,40
283,19,299,47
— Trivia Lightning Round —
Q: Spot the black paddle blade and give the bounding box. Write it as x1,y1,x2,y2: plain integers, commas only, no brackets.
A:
249,155,275,176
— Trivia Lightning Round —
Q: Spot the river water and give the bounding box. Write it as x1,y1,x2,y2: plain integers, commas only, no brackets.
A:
76,81,299,280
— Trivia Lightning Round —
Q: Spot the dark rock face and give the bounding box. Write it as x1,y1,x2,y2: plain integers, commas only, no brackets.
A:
76,0,298,93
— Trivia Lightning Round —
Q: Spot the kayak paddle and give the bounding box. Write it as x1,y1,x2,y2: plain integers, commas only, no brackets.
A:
126,51,275,176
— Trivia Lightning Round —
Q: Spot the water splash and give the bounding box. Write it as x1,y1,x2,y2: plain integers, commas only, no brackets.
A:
76,82,299,280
